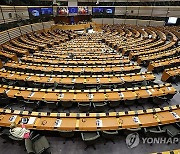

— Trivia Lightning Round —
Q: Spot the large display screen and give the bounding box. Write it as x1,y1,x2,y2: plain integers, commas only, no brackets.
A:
92,7,104,15
103,7,115,15
28,8,41,17
41,7,53,15
92,7,115,15
168,17,178,24
68,7,78,14
78,7,88,15
58,7,68,15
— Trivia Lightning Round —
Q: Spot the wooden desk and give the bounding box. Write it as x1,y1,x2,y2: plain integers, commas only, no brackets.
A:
4,62,141,75
148,56,180,72
0,105,179,131
0,83,176,103
161,66,180,82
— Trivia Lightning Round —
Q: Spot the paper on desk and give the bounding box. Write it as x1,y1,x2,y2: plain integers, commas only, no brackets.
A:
171,112,180,119
133,116,140,124
96,119,103,127
9,115,17,122
27,117,36,124
54,119,62,127
146,90,152,95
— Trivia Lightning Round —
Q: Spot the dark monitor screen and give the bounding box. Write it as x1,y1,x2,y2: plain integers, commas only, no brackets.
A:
68,7,78,14
41,7,53,15
28,8,41,17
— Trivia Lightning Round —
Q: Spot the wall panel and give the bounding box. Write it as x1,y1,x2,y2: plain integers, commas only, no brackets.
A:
126,7,139,16
152,7,168,17
137,19,150,26
103,18,113,24
14,6,29,20
0,11,4,24
125,19,137,25
138,6,153,16
115,7,126,15
20,25,32,34
150,20,165,26
32,23,43,31
8,27,21,39
92,18,103,24
1,6,16,23
114,18,125,24
0,31,10,45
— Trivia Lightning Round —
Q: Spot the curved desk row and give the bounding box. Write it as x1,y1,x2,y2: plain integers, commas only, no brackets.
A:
4,62,141,75
121,39,156,56
148,56,180,72
32,53,123,60
129,41,175,60
161,66,180,82
0,70,155,86
0,83,176,103
0,50,18,62
0,105,179,131
11,39,38,51
27,34,54,46
137,46,180,66
20,57,129,66
41,50,117,55
19,37,47,49
2,44,29,56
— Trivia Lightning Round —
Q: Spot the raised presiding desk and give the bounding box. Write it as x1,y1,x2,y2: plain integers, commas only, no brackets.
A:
161,66,180,82
4,62,141,75
0,83,176,103
0,105,179,131
0,70,155,86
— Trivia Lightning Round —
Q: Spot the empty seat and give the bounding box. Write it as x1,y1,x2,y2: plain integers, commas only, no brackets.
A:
143,126,165,137
58,130,75,144
25,135,51,154
93,102,107,112
78,102,91,112
101,130,119,145
153,96,167,105
162,123,180,138
61,101,73,109
81,132,100,150
108,101,120,108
